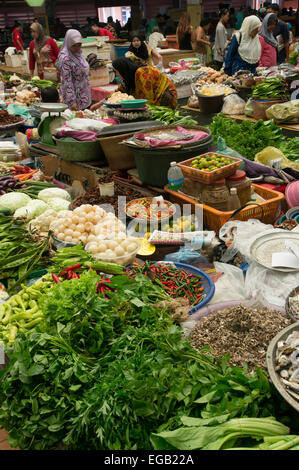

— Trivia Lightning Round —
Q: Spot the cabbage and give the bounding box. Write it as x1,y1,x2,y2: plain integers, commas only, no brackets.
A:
0,192,31,212
14,200,49,221
47,198,70,212
38,188,71,203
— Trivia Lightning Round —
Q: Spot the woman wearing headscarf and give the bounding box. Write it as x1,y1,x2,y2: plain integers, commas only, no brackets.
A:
29,23,59,79
91,57,177,111
125,35,162,67
224,15,262,76
57,29,91,111
259,13,278,67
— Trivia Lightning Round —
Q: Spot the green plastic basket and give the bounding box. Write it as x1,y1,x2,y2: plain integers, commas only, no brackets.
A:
53,138,106,162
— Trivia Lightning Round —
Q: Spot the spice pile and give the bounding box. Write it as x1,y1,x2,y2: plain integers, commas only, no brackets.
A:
189,304,291,371
0,110,23,126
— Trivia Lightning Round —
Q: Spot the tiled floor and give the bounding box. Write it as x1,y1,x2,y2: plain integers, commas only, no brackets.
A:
0,429,18,450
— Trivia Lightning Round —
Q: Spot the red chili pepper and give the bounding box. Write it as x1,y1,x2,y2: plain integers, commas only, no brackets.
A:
65,263,81,272
52,274,61,284
67,271,72,280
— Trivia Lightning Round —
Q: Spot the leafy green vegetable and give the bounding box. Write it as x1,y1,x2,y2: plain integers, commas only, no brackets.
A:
0,270,285,450
210,114,285,160
147,105,197,126
151,417,290,450
289,51,299,66
279,137,299,161
251,78,289,100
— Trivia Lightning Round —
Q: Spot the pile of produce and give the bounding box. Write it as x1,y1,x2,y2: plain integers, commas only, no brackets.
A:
275,330,299,403
196,69,229,86
189,304,291,371
0,175,22,195
0,110,23,126
29,77,58,89
107,91,135,104
289,51,299,66
0,214,50,293
190,154,234,172
126,197,174,221
197,84,234,96
86,53,105,70
52,204,125,246
210,114,285,160
15,90,36,106
70,181,153,214
251,78,289,100
280,137,299,161
152,417,295,450
0,270,291,450
147,105,197,126
126,262,205,311
85,236,140,266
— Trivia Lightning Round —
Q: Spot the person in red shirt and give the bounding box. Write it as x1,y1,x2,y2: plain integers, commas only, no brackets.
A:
12,23,24,51
91,23,115,40
29,22,60,79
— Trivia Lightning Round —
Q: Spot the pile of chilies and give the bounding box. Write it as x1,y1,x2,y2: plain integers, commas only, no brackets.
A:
126,262,205,306
51,264,116,297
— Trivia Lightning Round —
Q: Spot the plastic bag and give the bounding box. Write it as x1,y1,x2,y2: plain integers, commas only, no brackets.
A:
219,220,274,262
244,98,253,117
266,99,299,123
211,262,247,304
187,83,199,109
221,94,245,115
245,261,299,308
164,247,209,265
216,137,243,159
155,59,164,73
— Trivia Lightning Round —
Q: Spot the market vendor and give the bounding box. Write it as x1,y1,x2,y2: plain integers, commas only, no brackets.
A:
258,13,278,68
12,23,24,51
125,36,162,67
224,15,262,76
29,23,60,79
91,23,115,41
90,57,177,111
57,29,91,111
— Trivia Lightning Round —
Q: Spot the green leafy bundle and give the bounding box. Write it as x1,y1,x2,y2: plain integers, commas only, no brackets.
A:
210,114,285,160
147,105,197,126
280,137,299,161
251,78,289,100
0,271,292,450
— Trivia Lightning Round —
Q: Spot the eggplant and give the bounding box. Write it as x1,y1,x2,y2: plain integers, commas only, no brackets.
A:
0,190,6,195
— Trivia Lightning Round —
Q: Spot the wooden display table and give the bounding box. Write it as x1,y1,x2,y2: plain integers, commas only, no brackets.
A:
159,49,197,68
0,64,30,80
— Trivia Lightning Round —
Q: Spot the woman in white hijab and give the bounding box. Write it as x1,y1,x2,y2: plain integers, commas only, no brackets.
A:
224,15,262,76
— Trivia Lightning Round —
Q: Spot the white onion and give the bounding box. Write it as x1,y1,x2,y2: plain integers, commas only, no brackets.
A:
127,242,137,252
115,246,125,257
65,235,72,242
72,215,80,225
77,224,85,233
57,232,65,240
87,234,95,242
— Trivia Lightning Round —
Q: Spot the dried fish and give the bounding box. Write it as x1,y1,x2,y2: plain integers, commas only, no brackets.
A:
275,329,299,402
189,304,291,371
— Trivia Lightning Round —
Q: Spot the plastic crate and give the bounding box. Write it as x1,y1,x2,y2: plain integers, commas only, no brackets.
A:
178,152,241,184
164,183,285,234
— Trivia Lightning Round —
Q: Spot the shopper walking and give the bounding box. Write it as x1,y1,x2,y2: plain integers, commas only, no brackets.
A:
176,12,194,50
258,13,278,68
29,22,59,79
214,9,230,70
57,29,91,111
225,15,261,76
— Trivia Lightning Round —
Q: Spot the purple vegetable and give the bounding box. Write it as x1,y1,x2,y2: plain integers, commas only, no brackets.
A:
7,181,17,188
0,190,6,195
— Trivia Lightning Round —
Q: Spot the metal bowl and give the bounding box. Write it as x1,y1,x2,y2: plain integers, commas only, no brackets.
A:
266,323,299,413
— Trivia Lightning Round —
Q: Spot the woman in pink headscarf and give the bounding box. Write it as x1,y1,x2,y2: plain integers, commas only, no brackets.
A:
58,29,91,111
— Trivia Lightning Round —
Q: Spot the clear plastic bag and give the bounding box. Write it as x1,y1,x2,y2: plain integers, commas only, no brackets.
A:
187,83,199,108
221,93,245,115
244,98,254,117
164,247,209,265
211,262,247,304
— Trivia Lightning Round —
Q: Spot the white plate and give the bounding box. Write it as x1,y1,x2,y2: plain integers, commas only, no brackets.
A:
34,103,68,113
250,230,299,272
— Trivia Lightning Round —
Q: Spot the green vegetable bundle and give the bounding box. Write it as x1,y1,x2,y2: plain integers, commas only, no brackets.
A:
151,417,290,450
210,114,285,160
0,270,284,450
251,78,289,100
0,279,53,346
147,104,197,126
289,51,299,66
0,215,50,293
30,78,58,89
280,137,299,161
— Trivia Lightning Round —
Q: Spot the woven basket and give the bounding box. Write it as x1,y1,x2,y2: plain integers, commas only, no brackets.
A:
285,285,299,323
178,152,241,184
